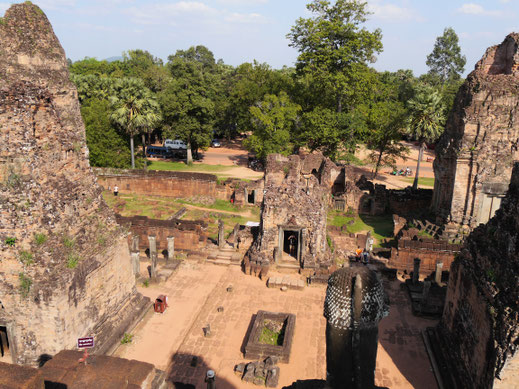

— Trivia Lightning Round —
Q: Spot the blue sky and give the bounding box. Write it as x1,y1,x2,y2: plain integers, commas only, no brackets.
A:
1,0,518,76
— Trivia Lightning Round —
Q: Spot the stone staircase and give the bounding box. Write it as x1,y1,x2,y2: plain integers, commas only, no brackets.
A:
206,244,242,266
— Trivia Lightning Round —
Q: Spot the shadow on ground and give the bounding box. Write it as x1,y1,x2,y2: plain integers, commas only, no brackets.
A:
168,353,237,389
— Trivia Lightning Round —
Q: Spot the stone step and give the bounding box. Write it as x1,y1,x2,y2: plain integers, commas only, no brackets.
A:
276,262,300,270
207,258,231,266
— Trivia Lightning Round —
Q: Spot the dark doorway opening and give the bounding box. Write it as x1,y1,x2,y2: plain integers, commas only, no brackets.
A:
283,230,299,259
247,190,255,205
0,326,11,361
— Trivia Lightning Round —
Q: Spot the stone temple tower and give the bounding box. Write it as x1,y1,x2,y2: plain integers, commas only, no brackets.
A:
0,3,148,365
433,33,519,237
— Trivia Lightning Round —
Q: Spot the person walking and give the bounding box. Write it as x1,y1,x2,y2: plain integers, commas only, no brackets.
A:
114,185,119,196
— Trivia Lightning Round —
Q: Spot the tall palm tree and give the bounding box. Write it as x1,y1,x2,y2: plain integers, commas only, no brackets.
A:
405,85,445,190
110,78,161,169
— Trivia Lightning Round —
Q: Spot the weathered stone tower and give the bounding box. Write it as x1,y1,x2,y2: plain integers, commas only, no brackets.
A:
433,33,519,235
0,3,148,365
247,153,348,269
433,163,519,388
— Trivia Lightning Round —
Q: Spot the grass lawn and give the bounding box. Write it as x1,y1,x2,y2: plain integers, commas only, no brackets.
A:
400,176,435,188
327,210,354,227
328,210,394,247
103,191,260,242
148,160,236,173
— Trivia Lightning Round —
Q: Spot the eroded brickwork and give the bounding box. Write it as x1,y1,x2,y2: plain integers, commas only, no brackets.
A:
433,34,519,234
438,163,519,388
247,153,361,269
0,3,148,365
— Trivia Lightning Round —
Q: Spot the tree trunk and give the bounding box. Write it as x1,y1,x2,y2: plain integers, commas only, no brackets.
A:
412,142,425,190
187,142,193,165
141,133,147,170
373,149,383,179
130,135,135,169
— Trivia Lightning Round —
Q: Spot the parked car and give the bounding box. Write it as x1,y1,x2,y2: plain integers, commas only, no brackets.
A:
146,146,174,159
164,139,187,150
211,139,221,148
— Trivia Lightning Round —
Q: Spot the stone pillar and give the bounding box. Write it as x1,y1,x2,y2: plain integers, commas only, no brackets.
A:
148,235,157,279
131,234,139,252
232,224,240,248
421,281,431,305
167,236,175,262
130,251,140,276
218,219,225,248
435,261,443,285
412,258,421,284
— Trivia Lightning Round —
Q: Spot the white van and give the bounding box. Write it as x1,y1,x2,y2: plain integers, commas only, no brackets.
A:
164,139,187,150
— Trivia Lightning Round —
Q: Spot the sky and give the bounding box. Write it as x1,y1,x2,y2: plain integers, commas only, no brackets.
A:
1,0,518,77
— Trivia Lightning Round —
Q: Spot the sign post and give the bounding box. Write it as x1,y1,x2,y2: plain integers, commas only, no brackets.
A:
77,336,94,365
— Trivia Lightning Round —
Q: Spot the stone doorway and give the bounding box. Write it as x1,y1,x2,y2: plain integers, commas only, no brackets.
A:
246,189,256,205
0,326,12,362
282,230,299,260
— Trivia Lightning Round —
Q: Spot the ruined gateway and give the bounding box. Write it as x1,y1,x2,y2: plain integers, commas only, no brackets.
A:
0,4,148,365
433,33,519,235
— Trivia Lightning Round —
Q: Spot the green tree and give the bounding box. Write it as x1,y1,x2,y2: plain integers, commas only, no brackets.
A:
81,98,133,168
287,0,382,114
161,46,218,164
405,85,445,189
110,78,161,169
72,74,115,103
365,100,408,178
244,92,301,159
122,49,171,92
426,27,466,84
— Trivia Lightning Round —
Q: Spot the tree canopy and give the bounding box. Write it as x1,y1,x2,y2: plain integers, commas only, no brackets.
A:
426,27,466,84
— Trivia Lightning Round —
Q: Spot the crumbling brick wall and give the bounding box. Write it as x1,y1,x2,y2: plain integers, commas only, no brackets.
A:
437,162,519,388
0,3,148,365
95,168,233,200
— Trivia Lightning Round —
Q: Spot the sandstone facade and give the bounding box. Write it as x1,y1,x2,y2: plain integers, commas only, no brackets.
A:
436,162,519,388
247,153,361,269
433,34,519,234
0,4,148,365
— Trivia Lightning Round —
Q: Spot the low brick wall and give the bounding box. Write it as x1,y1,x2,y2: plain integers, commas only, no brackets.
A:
389,239,461,275
94,168,233,201
116,214,207,252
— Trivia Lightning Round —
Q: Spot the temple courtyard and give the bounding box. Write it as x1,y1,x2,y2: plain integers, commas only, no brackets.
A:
114,261,437,388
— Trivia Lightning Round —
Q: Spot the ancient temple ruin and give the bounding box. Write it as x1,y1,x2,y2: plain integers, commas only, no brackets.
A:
433,33,519,235
0,3,148,365
428,163,519,388
247,153,360,270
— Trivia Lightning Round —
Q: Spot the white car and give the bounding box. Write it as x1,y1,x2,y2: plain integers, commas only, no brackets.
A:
164,139,187,150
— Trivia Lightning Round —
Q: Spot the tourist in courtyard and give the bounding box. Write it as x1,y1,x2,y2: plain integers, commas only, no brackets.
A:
114,185,118,196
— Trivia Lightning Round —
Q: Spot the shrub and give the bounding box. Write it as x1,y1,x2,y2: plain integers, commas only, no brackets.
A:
5,237,16,247
19,250,34,265
63,236,75,249
120,333,133,344
34,233,47,245
19,273,32,298
66,253,80,269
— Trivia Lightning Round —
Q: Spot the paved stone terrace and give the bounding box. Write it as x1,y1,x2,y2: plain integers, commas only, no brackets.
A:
114,261,437,388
